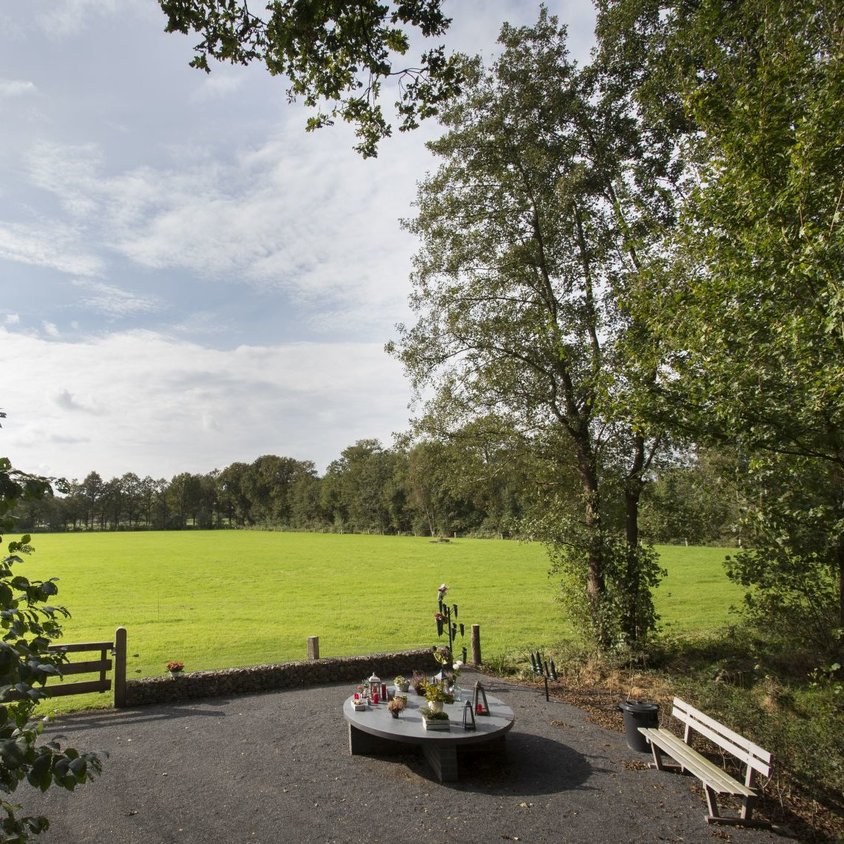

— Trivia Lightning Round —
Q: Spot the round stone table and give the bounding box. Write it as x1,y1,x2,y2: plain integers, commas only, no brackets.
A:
343,688,515,782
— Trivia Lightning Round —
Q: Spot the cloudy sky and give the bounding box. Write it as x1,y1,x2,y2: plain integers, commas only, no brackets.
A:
1,0,596,483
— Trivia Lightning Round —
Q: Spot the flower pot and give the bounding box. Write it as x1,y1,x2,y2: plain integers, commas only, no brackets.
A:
422,717,450,731
390,711,400,719
169,671,182,679
429,700,444,714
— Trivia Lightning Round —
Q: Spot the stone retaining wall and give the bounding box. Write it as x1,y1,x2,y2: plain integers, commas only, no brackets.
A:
123,648,440,707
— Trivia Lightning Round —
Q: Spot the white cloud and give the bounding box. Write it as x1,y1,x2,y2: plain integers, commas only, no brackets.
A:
37,0,120,38
0,79,37,98
19,127,420,334
26,141,103,217
4,314,20,325
1,328,412,480
72,279,161,318
0,221,103,276
192,74,247,103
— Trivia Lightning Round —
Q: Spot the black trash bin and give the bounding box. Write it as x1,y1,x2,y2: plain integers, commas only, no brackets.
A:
618,699,659,753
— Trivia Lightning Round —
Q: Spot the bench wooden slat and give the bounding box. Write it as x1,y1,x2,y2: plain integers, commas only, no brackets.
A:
639,728,754,796
672,698,770,776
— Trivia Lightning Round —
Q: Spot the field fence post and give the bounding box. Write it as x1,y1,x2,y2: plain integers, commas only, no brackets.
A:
307,636,320,660
471,624,481,666
113,626,127,708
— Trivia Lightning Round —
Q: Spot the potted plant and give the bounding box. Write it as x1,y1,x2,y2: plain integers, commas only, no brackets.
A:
425,680,454,713
411,670,427,697
419,706,451,731
394,675,410,693
166,660,184,678
387,697,406,718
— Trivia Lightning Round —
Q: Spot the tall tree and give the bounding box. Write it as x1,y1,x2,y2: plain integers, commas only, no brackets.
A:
324,440,397,533
390,10,672,648
597,0,844,652
158,0,463,157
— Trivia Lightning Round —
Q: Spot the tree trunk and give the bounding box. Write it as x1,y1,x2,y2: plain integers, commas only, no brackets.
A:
838,539,844,658
622,432,647,644
574,442,606,644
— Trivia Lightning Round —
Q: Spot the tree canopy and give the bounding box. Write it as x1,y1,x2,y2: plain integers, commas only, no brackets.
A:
389,10,679,648
158,0,463,156
597,0,844,651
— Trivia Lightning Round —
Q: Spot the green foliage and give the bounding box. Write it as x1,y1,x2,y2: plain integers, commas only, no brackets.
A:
597,0,844,653
158,0,463,157
0,459,102,841
548,530,665,652
726,453,843,656
639,448,742,546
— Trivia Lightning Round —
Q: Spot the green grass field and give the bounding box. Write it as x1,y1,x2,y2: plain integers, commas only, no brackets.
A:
15,532,745,711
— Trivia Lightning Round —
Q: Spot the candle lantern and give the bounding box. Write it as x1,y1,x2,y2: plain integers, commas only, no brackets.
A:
368,673,380,703
473,681,490,716
462,700,476,731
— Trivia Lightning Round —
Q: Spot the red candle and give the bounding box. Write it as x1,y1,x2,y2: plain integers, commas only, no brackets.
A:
371,692,380,704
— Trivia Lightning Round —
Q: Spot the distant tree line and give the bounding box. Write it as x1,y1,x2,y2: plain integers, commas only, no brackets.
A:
13,433,740,544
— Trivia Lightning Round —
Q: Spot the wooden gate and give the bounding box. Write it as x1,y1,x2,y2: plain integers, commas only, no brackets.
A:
45,627,127,707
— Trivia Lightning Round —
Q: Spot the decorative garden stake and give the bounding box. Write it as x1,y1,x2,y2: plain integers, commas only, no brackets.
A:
531,651,558,701
434,583,466,670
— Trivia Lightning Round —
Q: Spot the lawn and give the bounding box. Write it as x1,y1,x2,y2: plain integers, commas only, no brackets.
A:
16,532,745,711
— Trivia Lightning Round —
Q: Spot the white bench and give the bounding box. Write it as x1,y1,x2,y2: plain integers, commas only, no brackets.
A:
638,697,771,827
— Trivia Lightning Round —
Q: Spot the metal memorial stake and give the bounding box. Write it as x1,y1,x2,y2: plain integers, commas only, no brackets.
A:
531,652,558,701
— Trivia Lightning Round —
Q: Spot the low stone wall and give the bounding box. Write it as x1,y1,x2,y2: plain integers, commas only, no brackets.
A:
123,648,440,707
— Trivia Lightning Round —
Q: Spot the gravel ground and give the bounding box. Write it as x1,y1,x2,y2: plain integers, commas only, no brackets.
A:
19,670,793,844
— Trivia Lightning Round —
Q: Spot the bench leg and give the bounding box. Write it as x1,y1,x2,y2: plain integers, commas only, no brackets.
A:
647,741,665,771
703,785,721,822
740,796,754,823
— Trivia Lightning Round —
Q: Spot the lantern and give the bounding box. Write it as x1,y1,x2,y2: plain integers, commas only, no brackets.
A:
368,673,381,704
473,680,490,716
462,700,476,731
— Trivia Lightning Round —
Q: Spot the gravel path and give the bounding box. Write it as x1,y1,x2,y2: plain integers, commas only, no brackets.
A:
20,670,790,843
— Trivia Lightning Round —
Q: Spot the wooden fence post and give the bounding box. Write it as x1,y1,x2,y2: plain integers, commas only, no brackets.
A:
471,624,482,666
307,636,320,660
113,626,127,708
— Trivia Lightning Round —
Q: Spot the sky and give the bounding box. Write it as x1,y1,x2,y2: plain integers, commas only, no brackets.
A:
1,0,597,483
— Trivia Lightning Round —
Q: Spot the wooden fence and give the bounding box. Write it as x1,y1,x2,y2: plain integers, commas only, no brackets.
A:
45,627,127,707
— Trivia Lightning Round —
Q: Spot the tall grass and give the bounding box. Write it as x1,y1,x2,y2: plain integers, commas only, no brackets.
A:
17,533,744,711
